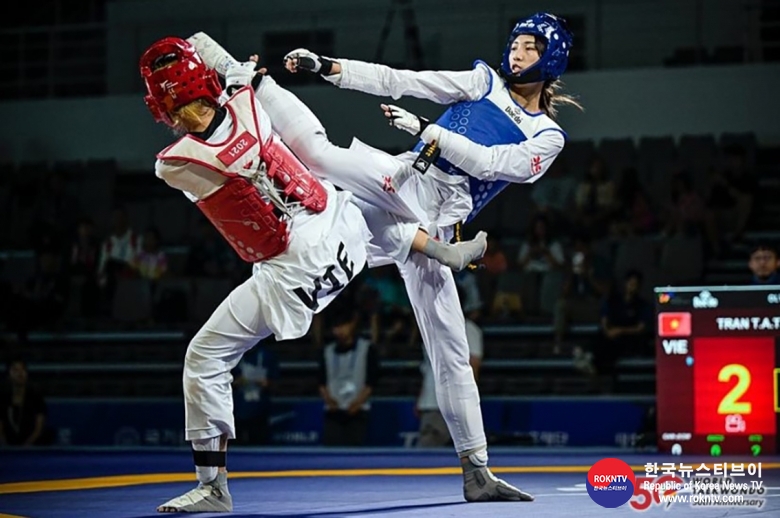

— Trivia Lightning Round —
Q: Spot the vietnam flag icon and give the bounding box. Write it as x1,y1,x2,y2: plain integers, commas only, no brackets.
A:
658,312,692,337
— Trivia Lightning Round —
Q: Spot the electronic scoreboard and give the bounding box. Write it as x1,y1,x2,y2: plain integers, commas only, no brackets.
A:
655,285,780,456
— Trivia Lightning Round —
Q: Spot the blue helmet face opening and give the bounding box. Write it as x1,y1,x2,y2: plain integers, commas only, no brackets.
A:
500,13,573,84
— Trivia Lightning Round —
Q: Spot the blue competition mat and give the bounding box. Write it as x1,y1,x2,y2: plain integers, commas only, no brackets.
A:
0,448,777,517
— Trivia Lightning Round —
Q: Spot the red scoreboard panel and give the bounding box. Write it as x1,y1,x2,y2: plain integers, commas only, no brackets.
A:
655,285,780,456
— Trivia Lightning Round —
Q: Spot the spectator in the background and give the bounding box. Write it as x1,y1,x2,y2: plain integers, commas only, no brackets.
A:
748,244,779,285
70,217,100,277
20,249,69,331
476,235,510,321
611,167,657,237
0,260,15,332
530,159,577,233
665,172,721,258
479,235,508,276
318,303,380,447
455,270,482,321
232,344,279,445
0,358,49,446
134,227,168,281
70,217,101,317
517,215,564,273
554,234,612,355
706,146,757,247
362,266,417,347
416,285,483,447
588,270,652,391
31,171,79,250
98,207,142,303
574,156,617,238
186,220,240,279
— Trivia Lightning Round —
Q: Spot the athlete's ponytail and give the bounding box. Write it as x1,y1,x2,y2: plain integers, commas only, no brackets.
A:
539,79,583,119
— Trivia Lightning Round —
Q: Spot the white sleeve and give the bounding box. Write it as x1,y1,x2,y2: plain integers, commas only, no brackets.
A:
549,241,565,264
324,59,491,104
420,125,566,184
517,242,530,262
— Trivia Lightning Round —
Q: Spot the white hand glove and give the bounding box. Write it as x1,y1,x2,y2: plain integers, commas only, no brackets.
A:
381,104,429,137
187,32,238,76
225,60,258,93
283,48,334,74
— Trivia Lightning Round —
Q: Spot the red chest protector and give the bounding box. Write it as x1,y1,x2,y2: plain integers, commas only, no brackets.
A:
157,87,327,263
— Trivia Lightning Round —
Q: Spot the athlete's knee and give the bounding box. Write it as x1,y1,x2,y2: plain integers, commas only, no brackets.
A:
290,131,334,170
430,353,474,386
183,337,210,393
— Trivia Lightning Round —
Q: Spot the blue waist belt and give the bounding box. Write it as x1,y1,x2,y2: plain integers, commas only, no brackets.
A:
432,156,466,177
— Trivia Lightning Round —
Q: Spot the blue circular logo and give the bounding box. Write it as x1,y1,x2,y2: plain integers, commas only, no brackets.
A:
586,458,636,508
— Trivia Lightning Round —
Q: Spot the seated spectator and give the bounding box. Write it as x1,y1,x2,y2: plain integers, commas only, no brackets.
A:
318,302,380,447
748,243,779,285
232,343,279,445
70,217,101,316
0,357,50,446
455,270,483,321
574,156,618,238
479,235,508,275
587,270,652,391
664,172,721,257
134,227,168,281
362,266,417,347
98,207,142,304
475,235,509,319
31,171,79,251
0,260,16,332
706,146,757,245
19,249,69,332
517,215,564,273
70,217,100,277
554,234,612,354
611,168,657,237
186,220,240,279
530,159,577,233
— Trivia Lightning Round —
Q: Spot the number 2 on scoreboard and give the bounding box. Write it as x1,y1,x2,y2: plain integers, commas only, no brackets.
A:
717,364,752,414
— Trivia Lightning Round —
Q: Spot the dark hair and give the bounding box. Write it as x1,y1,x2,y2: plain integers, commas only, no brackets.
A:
326,292,359,328
624,269,643,283
751,243,778,257
723,144,746,158
532,36,584,119
528,214,550,244
329,306,358,328
540,80,584,119
670,172,694,203
573,232,592,245
5,356,27,373
145,226,161,239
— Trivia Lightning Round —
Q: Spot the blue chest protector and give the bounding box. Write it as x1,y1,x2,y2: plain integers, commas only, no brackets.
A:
412,61,555,223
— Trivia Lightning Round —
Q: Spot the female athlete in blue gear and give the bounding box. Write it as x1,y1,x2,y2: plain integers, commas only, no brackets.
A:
280,13,582,495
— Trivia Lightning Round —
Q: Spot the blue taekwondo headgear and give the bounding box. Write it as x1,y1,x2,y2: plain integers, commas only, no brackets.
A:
500,12,573,84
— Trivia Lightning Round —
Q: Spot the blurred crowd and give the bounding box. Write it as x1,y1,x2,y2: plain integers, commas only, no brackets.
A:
2,135,779,448
0,138,777,385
